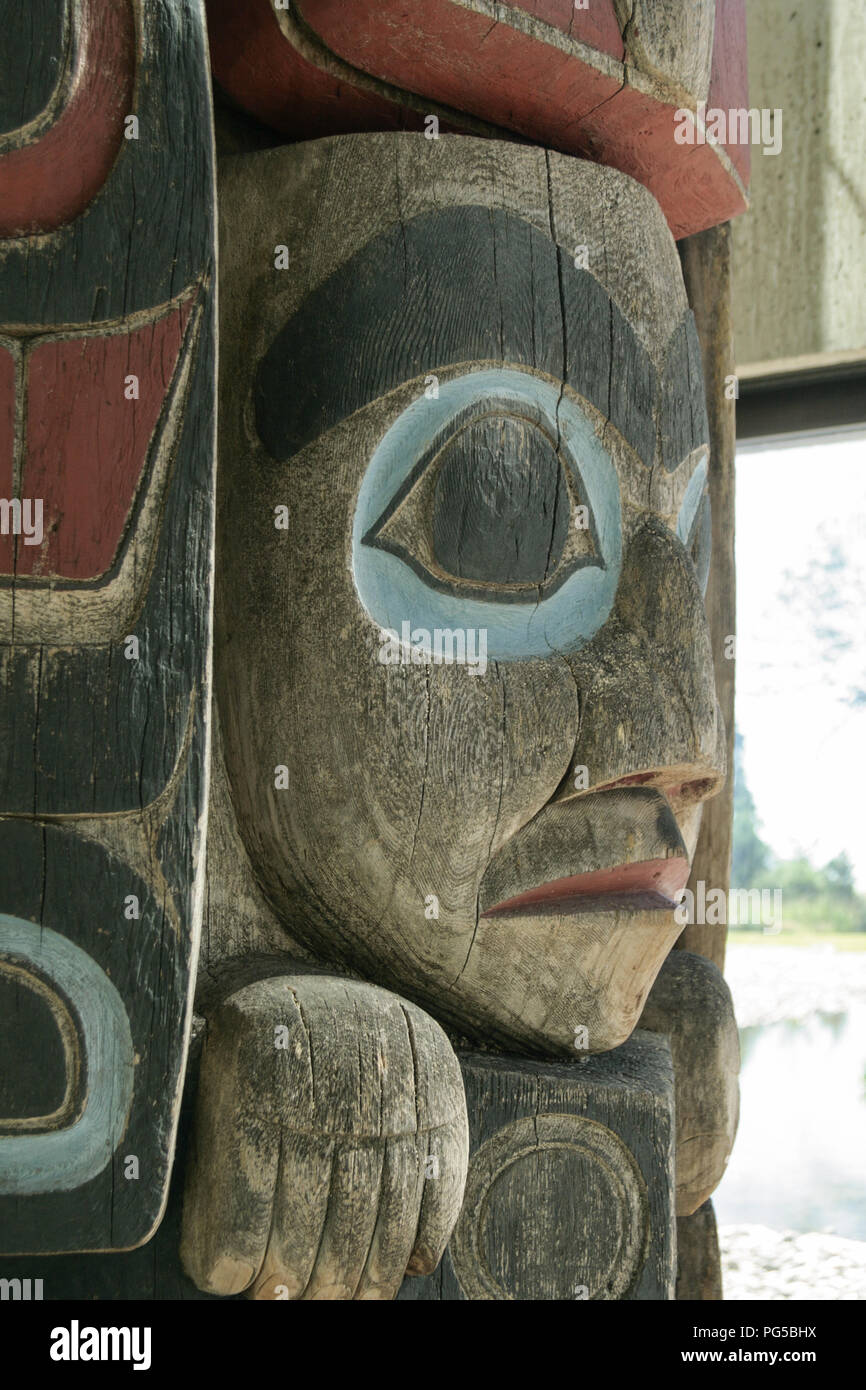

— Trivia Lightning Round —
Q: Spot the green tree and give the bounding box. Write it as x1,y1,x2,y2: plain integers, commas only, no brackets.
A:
824,851,856,898
731,731,771,888
776,856,822,898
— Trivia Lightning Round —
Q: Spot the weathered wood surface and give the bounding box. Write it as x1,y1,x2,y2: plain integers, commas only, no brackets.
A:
676,1199,723,1300
198,706,302,970
0,1034,223,1299
0,1029,674,1301
639,950,739,1215
204,0,500,143
180,974,468,1299
676,222,737,971
399,1032,676,1299
0,0,216,1253
207,0,749,238
612,0,715,106
215,132,725,1060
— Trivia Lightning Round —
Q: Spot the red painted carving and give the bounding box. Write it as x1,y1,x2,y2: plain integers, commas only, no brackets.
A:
300,0,625,79
0,0,136,238
0,345,16,575
207,0,749,239
483,856,692,916
295,0,623,141
707,0,750,186
3,297,192,583
507,0,624,56
296,0,748,238
205,0,427,140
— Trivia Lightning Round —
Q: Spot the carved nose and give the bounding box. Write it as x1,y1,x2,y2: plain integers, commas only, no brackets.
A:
554,516,726,811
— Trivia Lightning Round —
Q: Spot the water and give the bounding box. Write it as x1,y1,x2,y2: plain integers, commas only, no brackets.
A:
714,947,866,1239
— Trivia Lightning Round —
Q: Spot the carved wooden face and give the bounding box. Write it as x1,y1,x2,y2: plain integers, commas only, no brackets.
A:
216,135,725,1056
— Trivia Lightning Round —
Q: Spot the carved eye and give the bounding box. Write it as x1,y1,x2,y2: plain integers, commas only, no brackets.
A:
353,369,623,662
675,449,711,596
362,396,601,602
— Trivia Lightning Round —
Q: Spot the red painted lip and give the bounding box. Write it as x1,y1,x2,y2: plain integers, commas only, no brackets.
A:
481,855,690,918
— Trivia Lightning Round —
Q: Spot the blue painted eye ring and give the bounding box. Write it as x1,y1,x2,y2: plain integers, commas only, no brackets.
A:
362,390,602,602
352,369,623,662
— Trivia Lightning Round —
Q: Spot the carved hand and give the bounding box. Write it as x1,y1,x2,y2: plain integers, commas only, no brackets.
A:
180,973,469,1299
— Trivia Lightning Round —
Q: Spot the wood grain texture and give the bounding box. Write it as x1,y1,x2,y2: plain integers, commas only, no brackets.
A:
639,950,739,1216
556,512,725,822
0,1030,676,1301
429,414,569,585
0,1034,228,1298
398,1031,676,1299
244,0,751,239
205,0,500,143
0,0,216,1254
613,0,716,106
180,973,468,1299
0,0,65,135
296,0,623,137
10,298,194,582
676,1198,723,1300
215,133,724,1059
0,0,135,238
478,787,689,916
676,222,736,970
659,311,710,475
198,705,304,972
253,204,657,468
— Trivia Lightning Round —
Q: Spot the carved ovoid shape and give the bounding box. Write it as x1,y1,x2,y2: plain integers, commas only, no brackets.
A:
398,1035,676,1300
0,0,216,1253
0,0,135,237
451,1115,648,1300
206,0,749,238
0,961,83,1131
0,912,133,1199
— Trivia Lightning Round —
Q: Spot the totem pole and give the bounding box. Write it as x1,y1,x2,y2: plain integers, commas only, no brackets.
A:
0,0,216,1252
0,0,746,1302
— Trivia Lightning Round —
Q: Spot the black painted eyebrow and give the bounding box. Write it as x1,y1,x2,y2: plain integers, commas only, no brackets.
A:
659,311,709,473
254,206,696,470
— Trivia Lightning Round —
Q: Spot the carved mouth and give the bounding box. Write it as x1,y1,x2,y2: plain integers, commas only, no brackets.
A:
478,787,689,918
481,855,690,917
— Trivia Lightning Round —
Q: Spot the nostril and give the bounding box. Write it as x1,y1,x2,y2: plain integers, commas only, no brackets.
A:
550,763,724,807
664,776,721,808
578,770,722,807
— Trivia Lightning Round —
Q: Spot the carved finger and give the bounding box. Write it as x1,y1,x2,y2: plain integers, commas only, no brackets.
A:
179,1013,281,1296
300,1139,386,1300
353,1134,425,1300
181,978,311,1295
249,1131,335,1300
407,1115,470,1276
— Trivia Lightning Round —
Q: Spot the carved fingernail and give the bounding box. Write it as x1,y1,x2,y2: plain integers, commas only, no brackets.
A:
308,1284,353,1300
208,1257,255,1296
